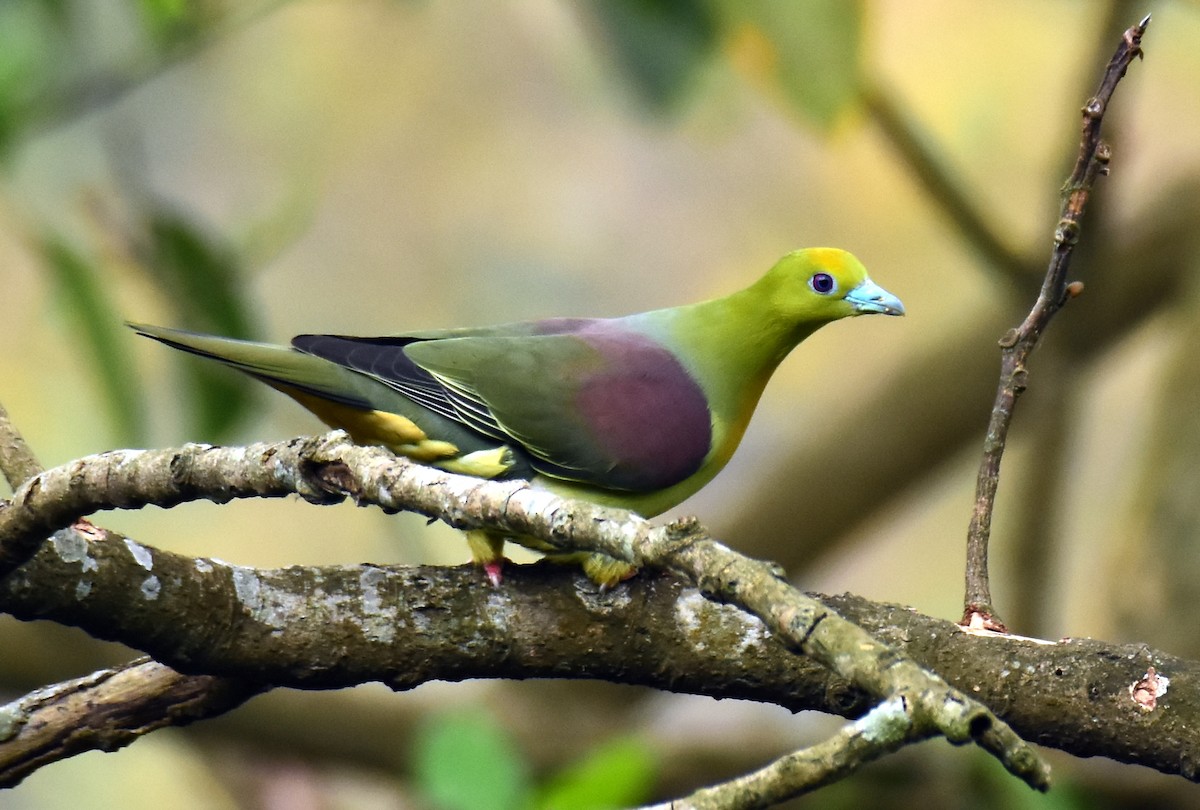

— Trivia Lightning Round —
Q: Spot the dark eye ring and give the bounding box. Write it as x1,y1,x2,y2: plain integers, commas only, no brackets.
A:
809,273,836,295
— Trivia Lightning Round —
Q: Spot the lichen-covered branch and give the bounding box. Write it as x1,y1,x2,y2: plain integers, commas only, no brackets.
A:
0,659,260,788
0,402,266,790
651,697,927,810
963,15,1150,627
1,526,841,698
0,432,1048,791
5,545,1197,786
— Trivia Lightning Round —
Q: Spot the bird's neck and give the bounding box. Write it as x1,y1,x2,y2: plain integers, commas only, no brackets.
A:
640,282,818,424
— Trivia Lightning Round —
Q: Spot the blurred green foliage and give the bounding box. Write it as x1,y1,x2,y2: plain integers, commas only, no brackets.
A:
718,0,863,129
413,710,656,810
142,212,258,439
583,0,863,127
0,0,67,162
581,0,721,109
136,0,215,46
414,711,534,810
42,233,146,443
0,0,259,444
533,736,657,810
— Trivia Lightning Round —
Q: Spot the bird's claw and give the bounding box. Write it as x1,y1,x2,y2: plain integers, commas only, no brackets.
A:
483,560,505,587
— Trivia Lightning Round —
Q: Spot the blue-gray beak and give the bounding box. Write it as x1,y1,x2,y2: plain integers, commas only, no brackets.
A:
846,279,905,316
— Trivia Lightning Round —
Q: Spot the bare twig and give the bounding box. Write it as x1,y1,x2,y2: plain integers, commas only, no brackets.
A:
0,403,55,576
962,15,1149,629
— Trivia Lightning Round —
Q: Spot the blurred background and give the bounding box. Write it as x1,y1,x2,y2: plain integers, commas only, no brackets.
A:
2,0,1200,807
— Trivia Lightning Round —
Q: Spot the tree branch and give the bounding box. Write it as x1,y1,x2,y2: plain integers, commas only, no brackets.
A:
0,404,42,489
0,433,1048,794
650,696,930,809
0,659,260,788
0,396,267,789
963,15,1149,628
5,546,1197,786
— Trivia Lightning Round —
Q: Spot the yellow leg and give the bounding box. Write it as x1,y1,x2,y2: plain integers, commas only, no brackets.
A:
579,553,638,591
466,529,507,587
469,530,637,589
537,549,638,590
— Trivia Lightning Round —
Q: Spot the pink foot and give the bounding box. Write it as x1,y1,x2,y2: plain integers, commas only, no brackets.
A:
483,560,504,587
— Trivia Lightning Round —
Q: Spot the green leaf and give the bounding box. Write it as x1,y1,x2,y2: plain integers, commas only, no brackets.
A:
143,211,257,439
413,710,533,810
535,737,657,810
582,0,720,110
147,212,254,338
43,234,146,445
0,1,61,161
717,0,864,130
136,0,213,47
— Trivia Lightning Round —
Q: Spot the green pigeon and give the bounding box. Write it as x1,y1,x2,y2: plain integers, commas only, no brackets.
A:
131,247,903,586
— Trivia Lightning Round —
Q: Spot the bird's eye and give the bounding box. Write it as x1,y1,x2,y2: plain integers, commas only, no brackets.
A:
809,273,836,295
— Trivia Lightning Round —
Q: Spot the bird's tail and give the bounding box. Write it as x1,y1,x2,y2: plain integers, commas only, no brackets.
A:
128,323,370,408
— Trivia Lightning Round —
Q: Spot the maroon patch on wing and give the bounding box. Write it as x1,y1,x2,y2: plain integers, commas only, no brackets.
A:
573,329,712,492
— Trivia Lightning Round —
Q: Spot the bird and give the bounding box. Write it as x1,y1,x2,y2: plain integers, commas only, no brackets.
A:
131,247,903,587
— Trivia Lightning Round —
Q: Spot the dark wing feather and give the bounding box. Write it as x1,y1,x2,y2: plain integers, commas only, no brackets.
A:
292,334,507,439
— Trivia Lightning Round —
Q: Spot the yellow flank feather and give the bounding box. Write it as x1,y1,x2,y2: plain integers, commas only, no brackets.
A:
275,386,459,461
392,438,461,462
436,447,514,478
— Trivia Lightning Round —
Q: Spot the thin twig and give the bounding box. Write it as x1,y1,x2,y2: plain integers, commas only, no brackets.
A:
0,403,50,575
962,15,1149,628
646,698,930,809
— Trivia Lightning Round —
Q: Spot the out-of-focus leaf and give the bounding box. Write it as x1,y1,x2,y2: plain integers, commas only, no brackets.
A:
144,211,257,439
413,710,533,810
136,0,217,47
0,2,60,162
43,234,146,445
969,743,1092,810
718,0,863,131
534,737,657,810
164,346,255,440
30,0,72,27
581,0,720,110
147,213,253,337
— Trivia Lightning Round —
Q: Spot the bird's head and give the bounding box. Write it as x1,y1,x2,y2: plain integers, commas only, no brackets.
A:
763,248,905,327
